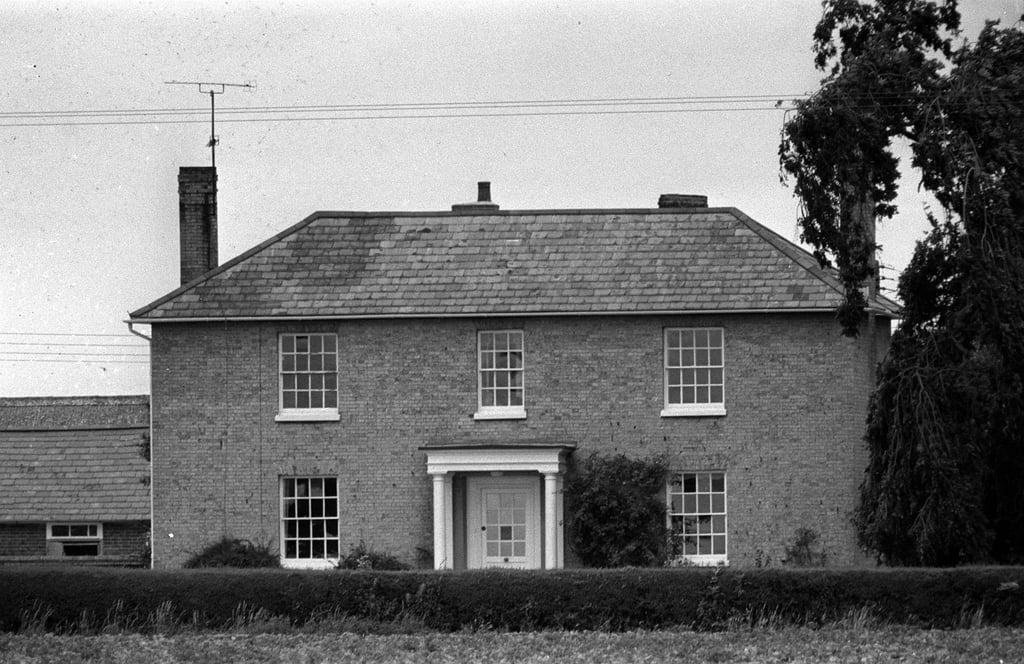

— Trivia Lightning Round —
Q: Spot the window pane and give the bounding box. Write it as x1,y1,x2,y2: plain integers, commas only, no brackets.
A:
296,336,309,353
495,390,509,407
697,474,710,492
481,390,495,407
711,474,725,492
510,389,524,406
480,333,494,351
481,353,494,369
713,536,726,555
694,329,708,346
712,494,725,513
668,386,681,404
708,329,723,346
683,474,696,492
310,335,322,353
709,349,723,366
680,330,694,347
683,495,696,513
667,349,680,367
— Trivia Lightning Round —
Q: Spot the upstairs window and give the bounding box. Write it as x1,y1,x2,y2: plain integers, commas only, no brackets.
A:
662,328,726,416
668,472,727,566
475,330,526,420
277,333,340,422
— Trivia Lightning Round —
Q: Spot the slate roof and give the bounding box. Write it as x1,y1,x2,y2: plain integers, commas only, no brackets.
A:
130,207,900,321
0,396,150,522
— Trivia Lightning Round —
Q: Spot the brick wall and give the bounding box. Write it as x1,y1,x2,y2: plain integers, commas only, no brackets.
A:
150,313,889,569
103,521,150,558
0,523,45,556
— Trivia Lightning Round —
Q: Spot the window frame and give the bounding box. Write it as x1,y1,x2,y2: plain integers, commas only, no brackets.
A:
661,327,727,417
47,523,103,540
474,329,527,420
275,332,341,422
666,471,728,566
279,476,341,569
47,522,103,557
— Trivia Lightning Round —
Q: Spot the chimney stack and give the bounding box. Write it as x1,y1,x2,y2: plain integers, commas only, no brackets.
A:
452,181,499,211
658,194,708,208
178,166,218,285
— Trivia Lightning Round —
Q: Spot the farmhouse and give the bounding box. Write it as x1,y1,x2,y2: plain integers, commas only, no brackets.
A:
0,395,150,566
130,168,897,570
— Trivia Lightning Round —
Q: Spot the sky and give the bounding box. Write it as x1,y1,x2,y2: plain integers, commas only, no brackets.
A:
1,0,1021,397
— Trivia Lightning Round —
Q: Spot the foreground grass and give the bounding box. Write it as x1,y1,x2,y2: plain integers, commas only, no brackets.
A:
3,627,1024,663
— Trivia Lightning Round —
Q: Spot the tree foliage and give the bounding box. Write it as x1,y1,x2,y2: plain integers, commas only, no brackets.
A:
564,452,669,567
783,0,1024,564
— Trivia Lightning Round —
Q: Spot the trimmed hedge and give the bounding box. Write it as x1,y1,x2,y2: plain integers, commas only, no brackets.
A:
2,566,1024,633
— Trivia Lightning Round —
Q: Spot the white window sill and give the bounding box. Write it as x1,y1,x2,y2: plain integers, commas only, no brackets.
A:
668,556,729,568
660,405,727,418
275,409,341,423
473,407,527,421
281,558,338,570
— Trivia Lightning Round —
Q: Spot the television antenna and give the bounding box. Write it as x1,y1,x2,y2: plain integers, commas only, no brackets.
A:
164,80,256,168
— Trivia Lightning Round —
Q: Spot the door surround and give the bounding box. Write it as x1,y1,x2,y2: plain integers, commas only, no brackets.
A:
422,442,575,570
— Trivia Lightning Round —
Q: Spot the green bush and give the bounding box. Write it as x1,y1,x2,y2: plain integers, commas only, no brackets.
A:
3,567,1024,634
565,452,669,567
184,538,280,569
337,541,409,570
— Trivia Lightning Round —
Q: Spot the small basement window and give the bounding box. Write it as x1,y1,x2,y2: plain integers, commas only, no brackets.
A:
47,523,102,557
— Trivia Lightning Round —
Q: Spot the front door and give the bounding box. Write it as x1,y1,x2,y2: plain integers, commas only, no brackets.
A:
466,476,541,569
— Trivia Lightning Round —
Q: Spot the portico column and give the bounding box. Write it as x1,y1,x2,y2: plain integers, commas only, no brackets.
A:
544,472,560,569
431,473,453,569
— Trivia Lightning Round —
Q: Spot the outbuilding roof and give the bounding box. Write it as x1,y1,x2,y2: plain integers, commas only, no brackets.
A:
0,396,150,522
130,206,900,321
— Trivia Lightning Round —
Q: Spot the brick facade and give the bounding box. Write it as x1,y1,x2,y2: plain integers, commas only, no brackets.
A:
150,312,888,569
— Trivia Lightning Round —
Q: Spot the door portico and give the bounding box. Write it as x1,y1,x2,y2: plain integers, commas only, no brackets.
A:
422,443,575,570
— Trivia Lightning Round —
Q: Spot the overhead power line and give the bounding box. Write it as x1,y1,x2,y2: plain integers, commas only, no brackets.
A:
0,94,813,128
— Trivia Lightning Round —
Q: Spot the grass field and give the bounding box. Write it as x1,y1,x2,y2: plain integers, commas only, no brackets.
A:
3,627,1024,663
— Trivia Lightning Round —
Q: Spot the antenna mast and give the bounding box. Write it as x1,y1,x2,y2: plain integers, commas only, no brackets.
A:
164,80,256,168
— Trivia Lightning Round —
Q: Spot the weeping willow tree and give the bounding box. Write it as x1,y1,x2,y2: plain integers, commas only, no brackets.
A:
780,0,1024,564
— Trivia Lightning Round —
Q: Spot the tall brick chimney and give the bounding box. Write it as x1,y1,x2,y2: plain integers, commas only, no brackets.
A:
178,166,218,285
